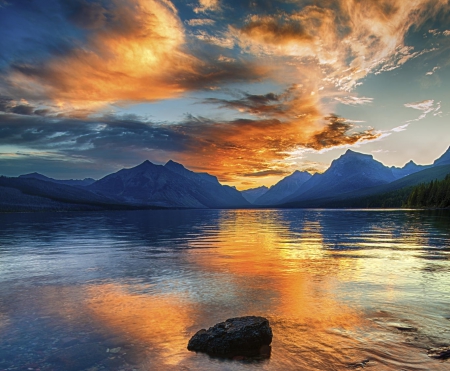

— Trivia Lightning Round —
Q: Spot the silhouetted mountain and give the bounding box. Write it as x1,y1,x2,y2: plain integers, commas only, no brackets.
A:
0,176,126,212
19,172,96,186
390,160,430,179
281,150,396,204
433,146,450,166
255,170,312,205
164,160,250,207
88,160,249,208
282,164,450,208
240,186,268,204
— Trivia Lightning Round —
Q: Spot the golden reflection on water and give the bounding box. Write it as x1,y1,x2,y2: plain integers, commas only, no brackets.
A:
2,210,449,370
85,284,194,367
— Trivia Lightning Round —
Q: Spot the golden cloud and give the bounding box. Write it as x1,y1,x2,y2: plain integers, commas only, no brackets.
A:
170,105,379,184
234,0,448,90
7,0,192,108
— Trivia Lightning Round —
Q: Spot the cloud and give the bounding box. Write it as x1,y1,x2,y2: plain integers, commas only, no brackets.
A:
404,99,435,112
192,30,235,48
0,104,382,183
202,85,321,119
404,99,441,122
305,115,381,151
426,66,440,75
186,18,215,26
63,0,107,30
0,0,261,112
335,96,373,106
233,1,448,91
391,124,409,132
194,0,220,13
242,169,290,177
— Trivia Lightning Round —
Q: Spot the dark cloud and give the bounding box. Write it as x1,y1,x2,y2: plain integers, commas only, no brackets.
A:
204,92,286,116
240,14,312,45
62,0,107,30
0,110,380,182
202,85,317,119
0,97,51,116
242,169,290,177
306,115,380,150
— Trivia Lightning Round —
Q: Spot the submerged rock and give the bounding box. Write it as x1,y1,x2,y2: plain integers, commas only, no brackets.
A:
427,346,450,360
187,316,272,357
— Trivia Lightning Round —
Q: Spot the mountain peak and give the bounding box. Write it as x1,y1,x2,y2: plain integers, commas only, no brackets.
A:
138,160,154,167
165,159,185,169
343,149,373,158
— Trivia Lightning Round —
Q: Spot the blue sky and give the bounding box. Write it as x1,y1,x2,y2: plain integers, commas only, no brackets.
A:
0,0,449,188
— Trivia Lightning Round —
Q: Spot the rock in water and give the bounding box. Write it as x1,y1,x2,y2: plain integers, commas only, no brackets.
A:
187,316,272,357
427,346,450,359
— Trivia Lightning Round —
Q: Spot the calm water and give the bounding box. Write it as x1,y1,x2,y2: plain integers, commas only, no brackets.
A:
0,209,449,370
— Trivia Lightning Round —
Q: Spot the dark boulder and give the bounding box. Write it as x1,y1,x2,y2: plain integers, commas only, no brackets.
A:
428,346,450,360
187,316,272,357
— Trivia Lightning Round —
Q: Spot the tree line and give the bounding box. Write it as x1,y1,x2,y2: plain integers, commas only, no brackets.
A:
405,174,450,208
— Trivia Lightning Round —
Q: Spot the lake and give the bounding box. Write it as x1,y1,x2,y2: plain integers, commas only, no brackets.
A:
0,209,449,370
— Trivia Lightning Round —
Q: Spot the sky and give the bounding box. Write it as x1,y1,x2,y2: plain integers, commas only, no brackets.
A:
0,0,449,189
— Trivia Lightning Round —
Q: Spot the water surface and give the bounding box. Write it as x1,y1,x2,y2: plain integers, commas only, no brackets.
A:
0,209,449,370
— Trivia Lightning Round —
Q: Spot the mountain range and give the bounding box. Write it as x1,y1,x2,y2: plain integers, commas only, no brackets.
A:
1,146,449,211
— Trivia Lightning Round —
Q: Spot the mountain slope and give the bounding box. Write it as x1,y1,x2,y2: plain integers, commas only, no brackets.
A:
19,172,95,186
281,150,396,204
164,160,249,207
0,176,130,211
88,160,250,208
240,186,268,204
281,164,450,208
390,161,430,179
254,170,311,205
433,146,450,166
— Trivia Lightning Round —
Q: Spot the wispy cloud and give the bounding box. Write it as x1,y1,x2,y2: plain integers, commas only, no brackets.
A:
426,66,440,75
186,18,215,26
404,99,442,122
404,99,435,112
335,96,373,106
232,1,447,91
194,0,220,13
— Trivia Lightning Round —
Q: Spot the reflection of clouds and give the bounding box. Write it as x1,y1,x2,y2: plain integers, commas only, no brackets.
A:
86,284,194,367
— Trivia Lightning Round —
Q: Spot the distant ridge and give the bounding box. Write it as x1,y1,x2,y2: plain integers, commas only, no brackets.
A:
254,170,311,205
240,186,268,204
88,160,249,208
281,149,396,204
18,172,95,187
3,145,450,212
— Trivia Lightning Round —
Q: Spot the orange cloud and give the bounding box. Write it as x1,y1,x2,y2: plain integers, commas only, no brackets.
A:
234,0,448,90
170,98,379,185
4,0,261,113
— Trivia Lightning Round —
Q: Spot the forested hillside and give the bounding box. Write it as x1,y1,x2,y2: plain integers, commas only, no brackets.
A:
405,175,450,208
